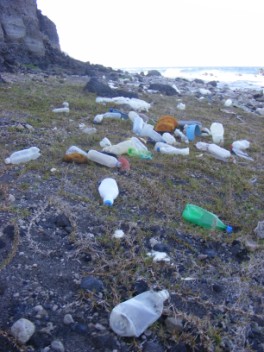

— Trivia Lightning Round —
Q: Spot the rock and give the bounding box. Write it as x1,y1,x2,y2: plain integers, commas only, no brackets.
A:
84,77,138,98
148,83,178,96
80,276,105,293
143,341,164,352
63,314,74,325
51,340,65,352
244,239,260,252
254,221,264,239
146,70,162,77
11,318,36,344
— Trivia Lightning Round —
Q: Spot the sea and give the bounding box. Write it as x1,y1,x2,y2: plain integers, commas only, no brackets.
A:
123,66,264,91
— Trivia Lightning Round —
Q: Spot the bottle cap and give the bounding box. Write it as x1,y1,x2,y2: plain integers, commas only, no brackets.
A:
158,289,170,300
5,157,11,164
104,200,113,206
226,226,233,234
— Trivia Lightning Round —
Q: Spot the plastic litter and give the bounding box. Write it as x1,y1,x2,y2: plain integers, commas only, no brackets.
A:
162,132,177,145
52,102,70,113
140,123,163,142
87,150,121,168
93,114,104,124
154,115,178,133
177,102,186,110
109,108,129,119
185,124,201,141
103,137,148,156
174,129,189,144
210,122,224,145
156,144,189,156
96,97,151,112
127,148,153,160
224,99,233,107
63,146,88,164
5,147,41,164
109,289,169,337
195,142,231,162
98,178,119,206
79,124,97,134
99,137,112,148
231,140,253,161
182,204,233,233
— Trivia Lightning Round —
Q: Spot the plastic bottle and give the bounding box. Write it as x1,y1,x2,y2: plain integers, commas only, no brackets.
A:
109,289,169,337
210,122,224,145
63,145,88,163
109,108,129,119
87,150,121,168
5,147,41,164
103,112,122,119
207,144,231,161
127,148,152,160
98,178,119,206
132,115,144,135
182,204,233,233
99,137,112,148
162,132,177,145
157,145,190,156
174,129,189,144
140,123,163,142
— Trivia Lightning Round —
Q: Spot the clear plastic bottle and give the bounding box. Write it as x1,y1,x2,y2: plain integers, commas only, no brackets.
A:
182,204,233,233
87,150,121,168
210,122,224,145
140,123,163,142
157,145,190,156
98,178,119,206
5,147,41,164
109,290,169,337
207,144,231,161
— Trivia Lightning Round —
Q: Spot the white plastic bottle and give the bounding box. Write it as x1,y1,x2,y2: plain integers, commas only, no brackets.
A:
98,178,119,206
109,290,169,337
103,112,122,119
174,129,189,144
87,150,120,168
162,132,177,145
157,145,190,156
140,123,163,142
210,122,224,145
5,147,41,164
207,144,231,161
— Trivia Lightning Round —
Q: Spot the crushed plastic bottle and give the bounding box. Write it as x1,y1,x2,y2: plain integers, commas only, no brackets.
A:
109,290,169,337
182,204,233,233
98,178,119,206
5,147,41,164
195,142,231,162
231,140,253,161
127,148,152,160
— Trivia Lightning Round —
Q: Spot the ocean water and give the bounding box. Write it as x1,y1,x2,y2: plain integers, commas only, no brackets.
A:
124,66,264,90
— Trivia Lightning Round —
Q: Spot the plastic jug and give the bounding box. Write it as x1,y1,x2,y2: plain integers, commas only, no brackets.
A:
210,122,224,145
109,290,169,337
182,204,233,233
98,178,119,206
5,147,41,164
87,150,121,168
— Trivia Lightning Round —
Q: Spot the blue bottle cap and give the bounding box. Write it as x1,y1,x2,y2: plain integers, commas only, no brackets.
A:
226,225,233,234
104,200,113,206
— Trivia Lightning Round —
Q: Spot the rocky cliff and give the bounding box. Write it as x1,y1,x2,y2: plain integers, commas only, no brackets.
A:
0,0,113,75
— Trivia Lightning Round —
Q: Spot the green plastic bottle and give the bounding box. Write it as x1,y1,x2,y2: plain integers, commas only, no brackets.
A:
127,148,153,160
182,204,233,233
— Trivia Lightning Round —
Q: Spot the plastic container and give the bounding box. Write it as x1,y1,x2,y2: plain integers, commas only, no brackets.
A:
98,178,119,206
182,204,233,233
63,145,88,163
103,112,122,119
109,108,129,119
140,123,163,142
5,147,41,164
109,290,169,337
207,144,231,161
87,150,121,168
178,120,202,128
210,122,224,145
103,140,134,155
52,107,70,113
99,137,112,148
174,129,189,144
157,145,189,156
162,132,177,145
93,114,104,124
127,148,152,160
185,124,201,141
132,115,144,135
232,140,250,150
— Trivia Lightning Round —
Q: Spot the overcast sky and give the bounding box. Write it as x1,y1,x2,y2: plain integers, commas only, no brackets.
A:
37,0,263,69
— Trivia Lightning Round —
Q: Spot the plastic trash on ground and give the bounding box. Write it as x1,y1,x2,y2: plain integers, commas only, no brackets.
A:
79,124,97,134
87,150,121,168
99,137,112,148
185,124,201,141
127,148,153,160
162,132,178,145
96,97,151,112
210,122,224,145
155,144,189,156
109,290,169,337
154,115,178,133
224,99,233,107
98,178,119,206
177,102,186,110
231,140,253,161
182,204,233,233
52,102,70,113
195,142,231,162
63,146,88,163
102,137,148,156
5,147,41,164
174,129,189,144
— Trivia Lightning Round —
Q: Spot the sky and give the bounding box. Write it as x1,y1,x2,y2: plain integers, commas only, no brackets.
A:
36,0,263,69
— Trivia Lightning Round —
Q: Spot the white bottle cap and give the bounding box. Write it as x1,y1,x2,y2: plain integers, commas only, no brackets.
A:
5,157,11,164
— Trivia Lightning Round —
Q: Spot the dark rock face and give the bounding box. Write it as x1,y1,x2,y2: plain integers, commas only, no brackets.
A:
148,83,179,96
0,0,116,76
84,77,138,98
